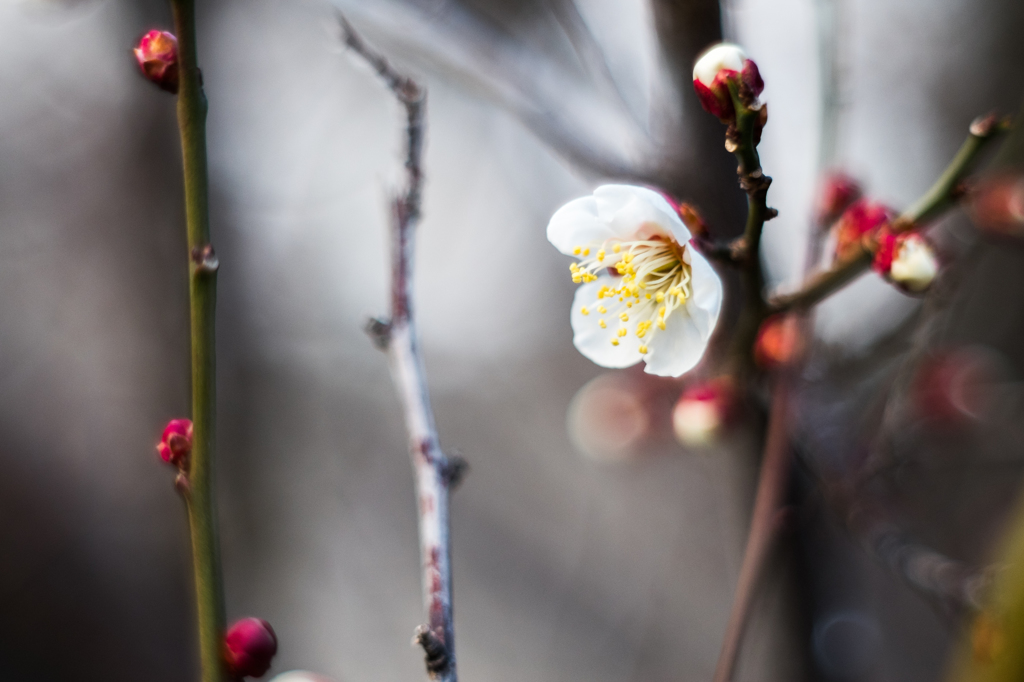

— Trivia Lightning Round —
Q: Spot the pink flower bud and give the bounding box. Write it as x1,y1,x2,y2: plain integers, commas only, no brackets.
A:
833,199,895,260
754,315,803,370
815,172,862,226
157,418,192,467
134,30,179,93
672,378,736,447
225,618,278,679
873,231,938,294
969,174,1024,238
692,43,763,122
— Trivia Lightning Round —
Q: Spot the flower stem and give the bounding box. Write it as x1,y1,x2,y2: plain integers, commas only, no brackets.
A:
170,2,227,681
768,115,1008,314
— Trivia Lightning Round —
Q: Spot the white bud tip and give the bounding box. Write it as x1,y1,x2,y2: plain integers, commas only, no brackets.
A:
693,43,747,86
890,235,938,292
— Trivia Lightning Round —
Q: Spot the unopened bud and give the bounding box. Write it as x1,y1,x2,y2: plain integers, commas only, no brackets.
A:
672,378,735,447
692,43,763,122
157,418,192,467
873,231,938,294
969,174,1024,238
833,199,895,260
754,315,803,370
815,172,862,226
134,30,179,93
225,618,278,679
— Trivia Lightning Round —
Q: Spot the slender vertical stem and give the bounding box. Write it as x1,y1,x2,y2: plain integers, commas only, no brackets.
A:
169,2,227,681
712,380,794,682
340,17,460,682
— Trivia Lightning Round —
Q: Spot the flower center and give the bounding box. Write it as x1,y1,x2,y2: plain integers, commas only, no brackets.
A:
569,237,692,354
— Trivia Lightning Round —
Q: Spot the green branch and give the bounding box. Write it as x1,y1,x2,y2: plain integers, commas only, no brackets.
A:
768,114,1008,314
169,1,227,681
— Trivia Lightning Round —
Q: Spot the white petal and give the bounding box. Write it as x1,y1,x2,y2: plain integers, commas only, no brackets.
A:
547,195,618,256
683,246,724,338
593,185,692,244
642,249,722,377
693,43,747,86
642,307,708,376
570,278,643,369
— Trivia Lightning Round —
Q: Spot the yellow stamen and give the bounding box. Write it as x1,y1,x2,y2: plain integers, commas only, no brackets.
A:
620,313,629,322
599,319,606,328
611,339,619,346
639,345,648,354
617,328,627,337
581,307,589,316
613,244,621,253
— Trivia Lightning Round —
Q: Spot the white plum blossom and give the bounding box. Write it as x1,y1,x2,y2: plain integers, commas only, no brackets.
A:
889,234,939,293
547,185,723,377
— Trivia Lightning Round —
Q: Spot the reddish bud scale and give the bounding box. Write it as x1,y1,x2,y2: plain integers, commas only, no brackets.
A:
134,30,179,94
871,228,898,275
833,199,895,260
157,418,193,467
225,618,278,679
693,60,764,122
815,172,862,226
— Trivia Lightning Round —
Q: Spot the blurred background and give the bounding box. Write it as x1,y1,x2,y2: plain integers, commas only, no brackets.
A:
1,0,1023,680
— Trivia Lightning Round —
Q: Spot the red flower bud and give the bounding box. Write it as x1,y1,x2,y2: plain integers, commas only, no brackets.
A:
134,30,179,93
672,377,736,447
969,174,1024,238
225,618,278,679
157,418,192,467
815,172,862,226
872,230,938,294
833,199,895,260
692,43,763,122
754,315,803,370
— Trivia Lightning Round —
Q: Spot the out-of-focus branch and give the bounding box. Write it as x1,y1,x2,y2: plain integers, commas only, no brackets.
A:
333,1,668,185
769,114,1009,314
341,17,461,682
712,379,795,682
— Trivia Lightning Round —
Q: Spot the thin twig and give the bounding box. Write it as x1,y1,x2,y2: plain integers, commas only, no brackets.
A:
712,379,795,682
340,16,459,682
769,114,1009,314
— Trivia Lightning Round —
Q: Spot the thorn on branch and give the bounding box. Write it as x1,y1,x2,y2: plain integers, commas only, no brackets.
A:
174,471,191,498
364,316,392,350
413,625,449,675
764,207,779,221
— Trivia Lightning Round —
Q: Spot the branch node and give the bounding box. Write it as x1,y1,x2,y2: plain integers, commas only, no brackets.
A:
190,244,219,275
413,625,449,675
441,454,469,490
364,316,392,350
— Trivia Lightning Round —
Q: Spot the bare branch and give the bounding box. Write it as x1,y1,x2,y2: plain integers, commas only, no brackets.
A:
342,16,459,682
